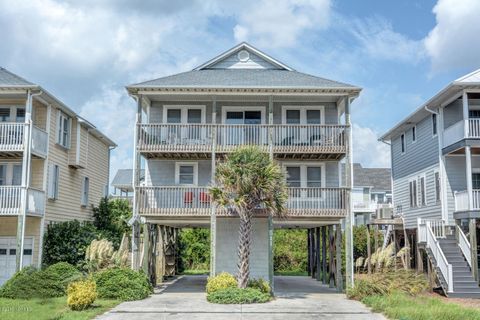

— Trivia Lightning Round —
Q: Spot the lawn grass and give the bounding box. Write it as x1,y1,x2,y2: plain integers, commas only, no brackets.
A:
362,292,480,320
182,269,209,275
274,271,308,276
0,297,120,320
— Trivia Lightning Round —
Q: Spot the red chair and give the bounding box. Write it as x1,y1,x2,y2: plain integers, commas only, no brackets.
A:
199,192,210,204
184,191,194,205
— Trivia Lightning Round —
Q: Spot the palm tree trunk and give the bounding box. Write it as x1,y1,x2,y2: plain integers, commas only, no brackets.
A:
237,211,253,288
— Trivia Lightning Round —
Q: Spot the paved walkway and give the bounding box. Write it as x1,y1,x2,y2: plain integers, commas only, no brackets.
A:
96,275,386,319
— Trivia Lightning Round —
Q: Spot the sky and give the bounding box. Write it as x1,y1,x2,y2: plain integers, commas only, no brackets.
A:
1,0,480,184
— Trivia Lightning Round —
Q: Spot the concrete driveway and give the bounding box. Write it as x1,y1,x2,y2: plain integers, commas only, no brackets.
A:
96,275,386,319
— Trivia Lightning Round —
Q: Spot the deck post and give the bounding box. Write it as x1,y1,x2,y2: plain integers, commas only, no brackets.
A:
307,229,311,276
268,216,274,290
335,224,343,292
142,223,150,275
329,225,335,288
393,228,397,271
366,224,372,274
310,229,315,278
156,225,165,284
210,96,217,276
316,227,321,281
131,95,143,270
469,218,478,282
344,96,354,288
416,230,423,273
466,145,473,211
322,226,327,284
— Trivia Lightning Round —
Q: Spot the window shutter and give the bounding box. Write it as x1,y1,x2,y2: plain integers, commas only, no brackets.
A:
47,164,55,199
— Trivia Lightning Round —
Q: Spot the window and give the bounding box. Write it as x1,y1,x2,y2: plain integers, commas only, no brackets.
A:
432,114,437,136
0,163,22,186
306,167,322,187
286,166,301,187
282,106,324,124
401,134,405,153
419,176,426,206
284,164,325,188
409,180,417,208
435,171,441,203
412,126,416,142
175,162,198,185
472,173,480,189
57,112,70,148
469,110,480,118
0,106,25,122
47,164,60,200
0,108,10,122
81,177,89,206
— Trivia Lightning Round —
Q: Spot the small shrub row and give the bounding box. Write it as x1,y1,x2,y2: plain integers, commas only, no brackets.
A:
347,270,428,301
0,262,82,299
207,288,271,304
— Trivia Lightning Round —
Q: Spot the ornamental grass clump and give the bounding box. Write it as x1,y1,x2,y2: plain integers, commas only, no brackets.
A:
206,272,238,294
67,278,97,311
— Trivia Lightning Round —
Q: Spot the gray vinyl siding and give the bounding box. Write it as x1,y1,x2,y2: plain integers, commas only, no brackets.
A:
146,160,340,187
393,164,441,228
443,99,463,129
149,101,339,125
391,114,439,180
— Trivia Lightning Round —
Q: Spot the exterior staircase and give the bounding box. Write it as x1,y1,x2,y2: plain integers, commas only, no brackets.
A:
419,219,480,298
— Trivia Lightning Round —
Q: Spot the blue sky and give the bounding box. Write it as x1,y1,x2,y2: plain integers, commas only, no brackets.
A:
1,0,480,181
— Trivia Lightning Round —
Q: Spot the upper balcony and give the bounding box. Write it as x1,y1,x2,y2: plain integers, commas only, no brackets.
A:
137,186,348,218
443,119,480,150
137,123,347,160
0,123,48,158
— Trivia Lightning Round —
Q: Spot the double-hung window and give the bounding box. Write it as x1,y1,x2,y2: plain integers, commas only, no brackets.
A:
48,164,60,200
57,112,70,148
175,162,198,185
285,164,325,198
81,177,89,206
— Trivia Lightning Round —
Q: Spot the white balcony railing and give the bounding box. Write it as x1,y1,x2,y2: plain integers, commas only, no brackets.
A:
469,118,480,138
454,189,480,211
443,119,480,148
31,126,48,157
137,186,347,216
456,225,471,268
137,124,347,154
0,123,25,151
0,186,45,216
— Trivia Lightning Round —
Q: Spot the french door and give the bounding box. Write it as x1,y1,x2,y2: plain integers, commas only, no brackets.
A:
224,109,264,145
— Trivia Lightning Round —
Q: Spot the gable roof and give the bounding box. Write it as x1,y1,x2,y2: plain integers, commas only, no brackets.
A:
194,42,293,71
380,67,480,141
0,67,116,147
0,67,35,87
342,163,392,192
127,43,361,93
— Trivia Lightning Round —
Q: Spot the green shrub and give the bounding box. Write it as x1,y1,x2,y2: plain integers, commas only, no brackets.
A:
274,229,307,273
94,268,152,301
43,220,99,267
0,263,81,299
206,272,238,294
347,270,428,301
67,278,97,311
178,228,210,271
247,278,271,294
93,197,132,249
207,288,271,304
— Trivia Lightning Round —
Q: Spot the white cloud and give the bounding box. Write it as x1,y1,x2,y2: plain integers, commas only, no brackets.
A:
233,0,331,47
424,0,480,72
352,124,391,168
349,16,424,63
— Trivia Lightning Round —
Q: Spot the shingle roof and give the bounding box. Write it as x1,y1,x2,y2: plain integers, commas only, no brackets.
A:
342,163,392,192
111,169,145,190
129,69,357,89
0,67,35,86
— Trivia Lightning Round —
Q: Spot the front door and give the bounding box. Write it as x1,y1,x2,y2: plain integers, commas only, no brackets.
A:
224,110,263,145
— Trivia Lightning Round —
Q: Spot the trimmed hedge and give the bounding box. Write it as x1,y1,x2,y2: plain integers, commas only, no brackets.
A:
0,262,82,299
94,268,153,301
207,288,271,304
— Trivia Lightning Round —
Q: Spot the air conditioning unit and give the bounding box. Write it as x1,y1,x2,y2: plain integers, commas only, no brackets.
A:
375,207,394,220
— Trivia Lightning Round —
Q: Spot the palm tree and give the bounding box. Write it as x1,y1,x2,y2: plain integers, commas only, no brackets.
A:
210,146,287,288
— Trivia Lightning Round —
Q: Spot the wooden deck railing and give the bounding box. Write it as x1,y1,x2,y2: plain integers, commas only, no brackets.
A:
137,124,347,153
0,186,45,216
137,186,347,216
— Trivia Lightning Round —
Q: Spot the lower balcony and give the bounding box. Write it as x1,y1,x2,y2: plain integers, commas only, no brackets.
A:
0,186,45,216
137,186,347,218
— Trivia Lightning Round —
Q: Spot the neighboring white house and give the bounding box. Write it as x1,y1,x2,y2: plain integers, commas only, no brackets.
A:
0,67,116,285
126,42,361,289
380,69,480,298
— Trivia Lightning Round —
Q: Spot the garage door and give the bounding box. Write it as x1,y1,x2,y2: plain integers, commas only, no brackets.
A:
0,237,33,285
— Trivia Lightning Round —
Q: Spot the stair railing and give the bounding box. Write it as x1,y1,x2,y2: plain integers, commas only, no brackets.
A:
456,225,472,268
425,220,453,293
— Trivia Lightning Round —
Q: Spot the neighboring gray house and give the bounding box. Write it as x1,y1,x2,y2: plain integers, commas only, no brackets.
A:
126,42,361,289
346,164,392,225
380,69,480,298
111,169,144,197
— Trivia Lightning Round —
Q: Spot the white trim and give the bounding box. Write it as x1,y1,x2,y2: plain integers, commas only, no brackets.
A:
221,106,266,124
281,105,325,124
282,162,326,188
193,42,293,71
162,105,206,124
175,162,198,186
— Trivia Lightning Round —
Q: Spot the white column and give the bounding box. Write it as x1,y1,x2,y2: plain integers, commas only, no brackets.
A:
210,96,217,276
344,96,354,288
463,90,469,138
131,95,143,270
438,107,449,223
466,145,473,210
